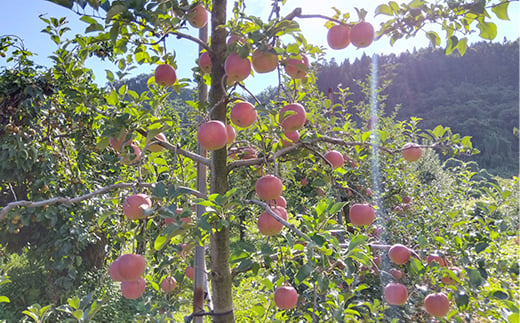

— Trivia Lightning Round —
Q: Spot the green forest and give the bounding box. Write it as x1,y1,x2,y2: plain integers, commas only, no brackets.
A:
316,40,519,178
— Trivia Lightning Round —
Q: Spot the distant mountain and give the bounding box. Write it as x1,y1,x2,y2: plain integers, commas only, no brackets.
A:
316,40,519,178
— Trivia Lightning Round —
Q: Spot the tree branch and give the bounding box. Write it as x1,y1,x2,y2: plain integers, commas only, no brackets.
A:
171,31,212,54
246,199,310,241
282,7,343,25
227,135,396,171
0,182,206,220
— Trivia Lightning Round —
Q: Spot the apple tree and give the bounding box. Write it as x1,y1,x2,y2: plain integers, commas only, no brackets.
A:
0,0,518,322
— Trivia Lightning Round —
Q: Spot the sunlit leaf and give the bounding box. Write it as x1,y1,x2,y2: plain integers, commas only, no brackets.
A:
491,2,509,20
477,19,497,40
375,4,393,16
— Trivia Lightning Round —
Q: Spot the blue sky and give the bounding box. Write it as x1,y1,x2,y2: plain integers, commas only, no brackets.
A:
0,0,518,94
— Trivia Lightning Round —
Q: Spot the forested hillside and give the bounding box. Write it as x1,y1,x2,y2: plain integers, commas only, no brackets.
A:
316,40,519,178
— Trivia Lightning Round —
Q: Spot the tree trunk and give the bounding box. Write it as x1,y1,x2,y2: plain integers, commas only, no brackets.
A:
193,24,210,323
208,0,235,322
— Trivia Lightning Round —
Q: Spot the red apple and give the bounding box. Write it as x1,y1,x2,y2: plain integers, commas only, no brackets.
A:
350,22,375,48
424,292,450,317
324,150,344,169
188,4,208,29
123,194,152,220
198,51,212,74
109,259,124,281
230,101,257,128
327,24,351,49
269,196,287,208
229,147,257,160
441,267,461,285
197,120,228,151
252,49,278,73
227,34,245,46
185,266,195,280
160,276,177,293
110,132,129,151
383,283,408,306
121,143,142,165
427,254,447,267
240,147,257,159
388,244,411,265
255,175,283,201
121,277,146,299
274,285,298,310
116,253,146,282
281,130,300,146
154,64,177,87
257,206,288,236
402,196,412,204
165,210,191,225
348,203,376,226
389,268,404,280
401,143,423,162
147,132,167,152
300,178,309,186
285,54,309,79
225,53,251,84
226,125,236,145
279,103,306,132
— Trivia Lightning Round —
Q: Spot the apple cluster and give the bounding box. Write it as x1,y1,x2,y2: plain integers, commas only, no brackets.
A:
326,21,375,50
197,30,311,86
109,130,170,165
109,254,147,299
379,243,454,317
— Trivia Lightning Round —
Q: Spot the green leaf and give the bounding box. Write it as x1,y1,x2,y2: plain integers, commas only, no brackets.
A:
475,242,489,253
80,16,98,24
426,31,441,46
295,263,313,284
47,0,73,9
491,290,509,300
154,234,169,250
375,4,393,16
509,313,519,323
348,235,368,251
0,296,9,303
445,35,458,55
109,22,120,44
389,1,400,14
236,259,253,273
311,233,327,247
457,37,468,56
22,309,39,321
85,23,104,33
106,90,117,106
68,296,80,309
72,309,83,320
408,0,425,9
477,19,497,40
106,3,127,21
329,202,346,215
492,2,509,20
86,0,100,9
455,291,469,308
